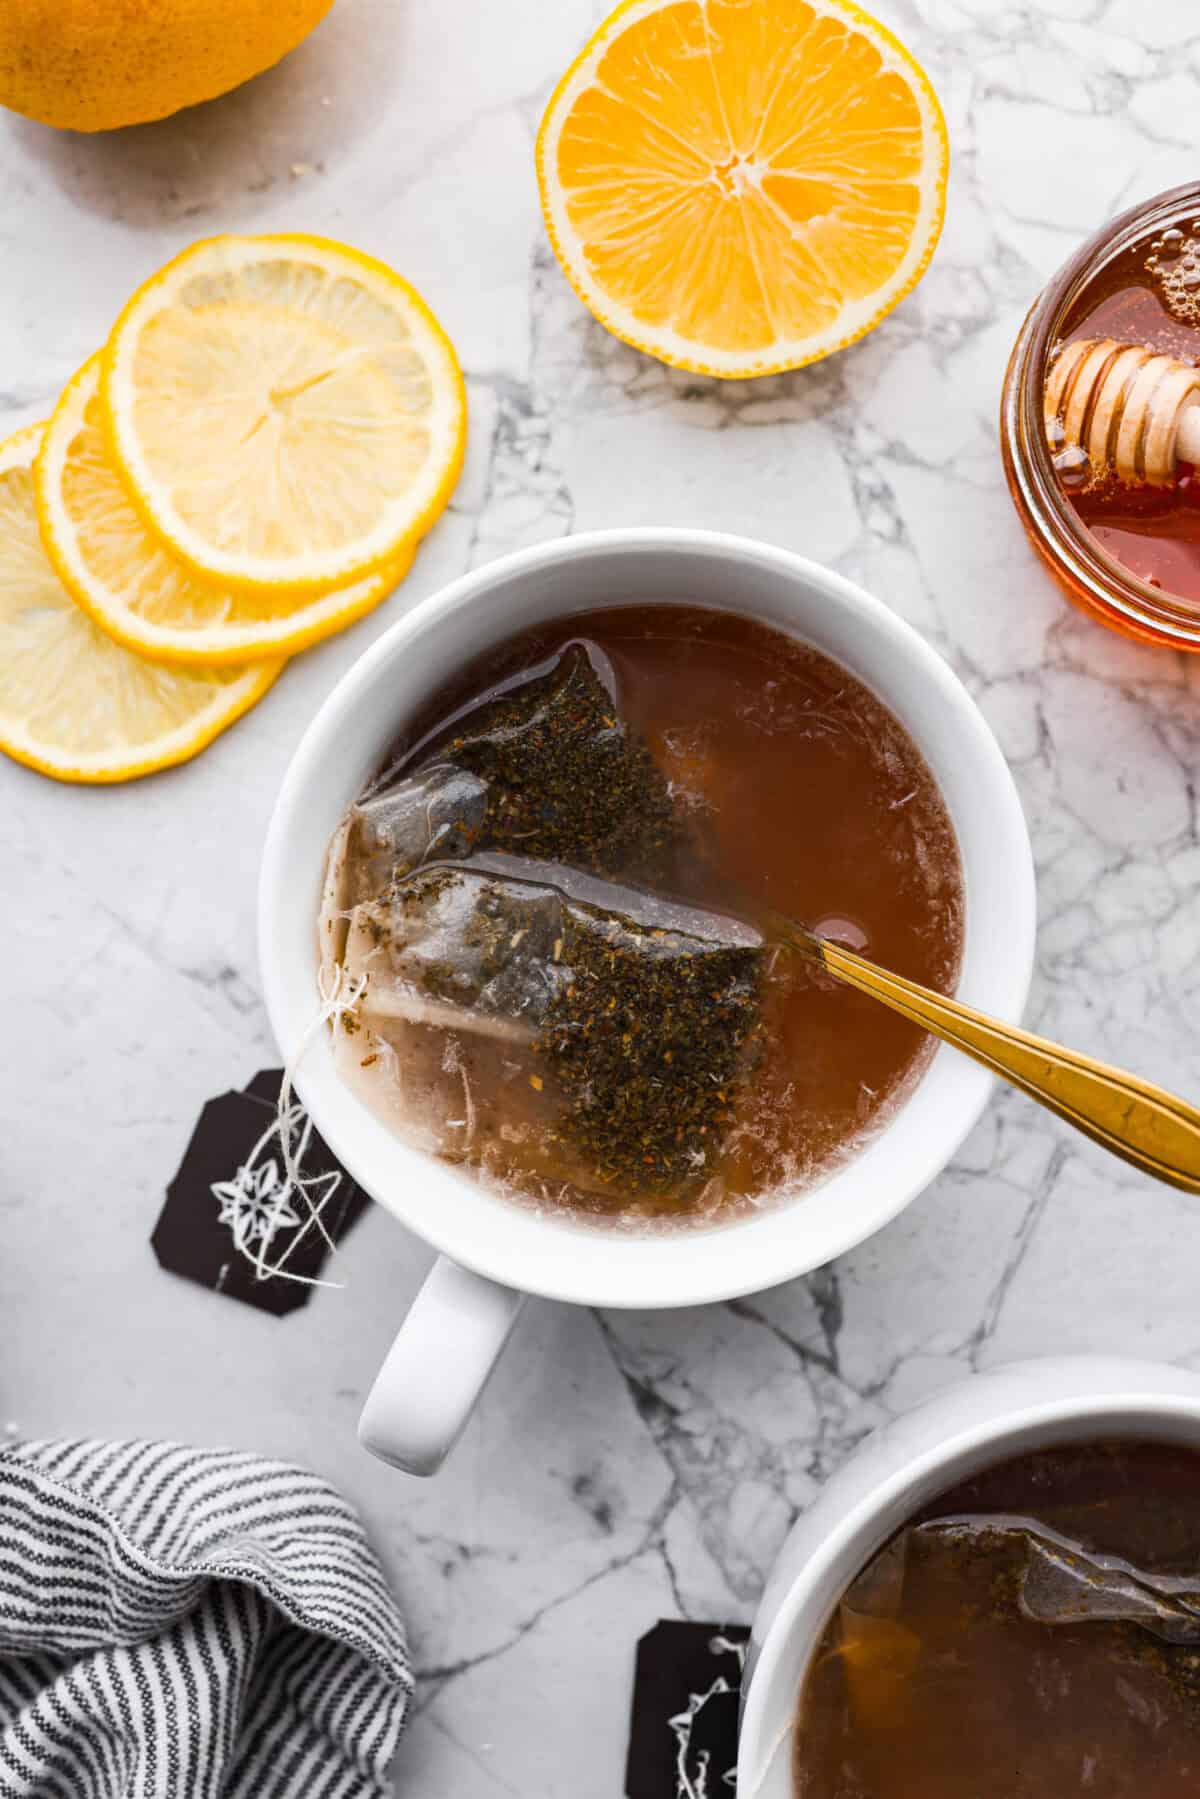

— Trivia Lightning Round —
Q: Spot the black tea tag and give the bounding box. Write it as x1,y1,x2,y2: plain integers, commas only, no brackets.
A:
626,1619,749,1799
151,1069,369,1316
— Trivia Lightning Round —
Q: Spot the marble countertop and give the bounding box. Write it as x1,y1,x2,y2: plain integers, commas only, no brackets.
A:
6,0,1200,1790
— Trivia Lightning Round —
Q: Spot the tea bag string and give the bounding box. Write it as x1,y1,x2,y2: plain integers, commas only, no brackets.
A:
233,964,367,1290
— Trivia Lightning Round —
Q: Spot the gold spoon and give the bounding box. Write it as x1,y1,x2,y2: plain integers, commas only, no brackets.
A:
769,913,1200,1195
432,852,1200,1194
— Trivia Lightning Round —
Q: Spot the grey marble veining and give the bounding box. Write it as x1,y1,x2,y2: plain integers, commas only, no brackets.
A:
4,0,1200,1791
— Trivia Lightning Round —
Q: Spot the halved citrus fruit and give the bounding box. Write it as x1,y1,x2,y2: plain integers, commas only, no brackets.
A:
537,0,948,377
36,356,415,667
102,234,467,594
0,0,337,132
0,424,281,784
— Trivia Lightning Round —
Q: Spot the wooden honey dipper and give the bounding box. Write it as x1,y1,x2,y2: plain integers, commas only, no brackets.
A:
1045,336,1200,486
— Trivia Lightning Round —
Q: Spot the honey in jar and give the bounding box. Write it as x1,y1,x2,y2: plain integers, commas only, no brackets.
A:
1001,182,1200,648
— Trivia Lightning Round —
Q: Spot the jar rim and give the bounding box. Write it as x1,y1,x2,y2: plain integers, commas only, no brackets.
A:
1004,180,1200,647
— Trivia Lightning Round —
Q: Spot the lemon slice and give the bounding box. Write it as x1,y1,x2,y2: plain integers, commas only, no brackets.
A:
0,424,281,784
102,234,467,594
35,356,415,666
537,0,948,377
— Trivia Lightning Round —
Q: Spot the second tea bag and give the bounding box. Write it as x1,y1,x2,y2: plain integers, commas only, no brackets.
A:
321,638,692,982
333,858,765,1217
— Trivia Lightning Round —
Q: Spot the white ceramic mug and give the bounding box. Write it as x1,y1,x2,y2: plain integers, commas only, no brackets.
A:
739,1355,1200,1798
258,530,1036,1475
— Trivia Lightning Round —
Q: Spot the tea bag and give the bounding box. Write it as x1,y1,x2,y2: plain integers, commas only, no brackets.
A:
842,1514,1200,1650
333,857,764,1207
326,638,688,911
833,1536,922,1732
919,1514,1200,1644
321,640,786,1209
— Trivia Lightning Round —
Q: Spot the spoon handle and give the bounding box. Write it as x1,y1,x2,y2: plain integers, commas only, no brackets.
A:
782,930,1200,1194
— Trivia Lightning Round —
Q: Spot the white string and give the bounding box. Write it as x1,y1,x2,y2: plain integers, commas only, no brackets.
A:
668,1636,746,1799
230,965,367,1290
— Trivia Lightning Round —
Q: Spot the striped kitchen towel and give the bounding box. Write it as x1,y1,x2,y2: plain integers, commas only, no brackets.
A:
0,1438,411,1798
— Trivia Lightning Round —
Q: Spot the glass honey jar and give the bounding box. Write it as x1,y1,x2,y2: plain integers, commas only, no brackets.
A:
1001,181,1200,650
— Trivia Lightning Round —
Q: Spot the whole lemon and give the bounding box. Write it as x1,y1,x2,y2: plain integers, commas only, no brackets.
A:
0,0,337,132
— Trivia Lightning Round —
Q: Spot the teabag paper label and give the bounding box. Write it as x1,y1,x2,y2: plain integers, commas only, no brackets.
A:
626,1620,749,1799
151,1069,368,1316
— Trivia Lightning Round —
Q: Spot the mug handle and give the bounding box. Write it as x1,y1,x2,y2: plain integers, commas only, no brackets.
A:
358,1256,526,1476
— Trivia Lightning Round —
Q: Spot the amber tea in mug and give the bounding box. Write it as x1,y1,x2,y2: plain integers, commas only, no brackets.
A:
321,605,963,1227
793,1437,1200,1798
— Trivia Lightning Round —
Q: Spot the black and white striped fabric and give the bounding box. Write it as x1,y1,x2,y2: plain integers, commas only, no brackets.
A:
0,1438,411,1798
